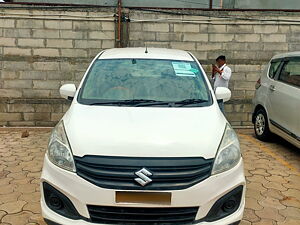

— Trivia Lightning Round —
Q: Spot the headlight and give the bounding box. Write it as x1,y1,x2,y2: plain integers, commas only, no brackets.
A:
47,121,76,172
212,124,241,175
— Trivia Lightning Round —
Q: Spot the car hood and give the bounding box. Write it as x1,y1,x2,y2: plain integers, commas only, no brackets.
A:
63,103,226,159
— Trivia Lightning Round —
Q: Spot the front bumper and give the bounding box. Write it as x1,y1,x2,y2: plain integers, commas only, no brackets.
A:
41,155,246,225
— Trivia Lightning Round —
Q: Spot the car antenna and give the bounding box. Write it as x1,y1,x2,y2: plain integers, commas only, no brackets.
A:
145,45,148,54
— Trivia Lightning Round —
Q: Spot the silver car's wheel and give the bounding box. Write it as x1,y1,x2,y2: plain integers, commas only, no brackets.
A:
255,113,265,136
254,109,272,141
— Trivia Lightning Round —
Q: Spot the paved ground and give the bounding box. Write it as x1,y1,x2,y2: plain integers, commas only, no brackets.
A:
0,128,299,225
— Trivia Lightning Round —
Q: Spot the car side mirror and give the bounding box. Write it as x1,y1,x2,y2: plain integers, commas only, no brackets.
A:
215,87,231,102
60,84,76,100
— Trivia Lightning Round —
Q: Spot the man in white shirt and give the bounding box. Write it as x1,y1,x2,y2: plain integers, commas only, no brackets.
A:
212,55,232,113
212,55,232,90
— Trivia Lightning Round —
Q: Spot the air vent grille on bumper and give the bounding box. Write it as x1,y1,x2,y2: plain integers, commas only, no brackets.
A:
74,156,213,190
87,205,199,224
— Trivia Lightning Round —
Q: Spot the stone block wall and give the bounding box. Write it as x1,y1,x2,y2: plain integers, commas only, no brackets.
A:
0,5,299,126
0,6,115,126
128,10,300,126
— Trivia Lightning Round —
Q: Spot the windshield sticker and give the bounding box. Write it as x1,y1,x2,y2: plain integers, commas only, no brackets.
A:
172,62,196,77
190,68,199,73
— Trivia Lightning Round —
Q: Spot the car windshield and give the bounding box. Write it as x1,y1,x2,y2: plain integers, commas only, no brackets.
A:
78,58,212,107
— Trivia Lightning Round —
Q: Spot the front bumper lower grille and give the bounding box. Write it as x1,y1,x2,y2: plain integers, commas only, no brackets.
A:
87,205,199,224
74,156,214,190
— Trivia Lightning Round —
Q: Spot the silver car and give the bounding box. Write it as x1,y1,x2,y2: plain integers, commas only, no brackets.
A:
252,52,300,148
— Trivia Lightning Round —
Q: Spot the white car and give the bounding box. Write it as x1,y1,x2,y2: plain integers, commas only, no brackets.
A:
253,52,300,148
41,48,245,225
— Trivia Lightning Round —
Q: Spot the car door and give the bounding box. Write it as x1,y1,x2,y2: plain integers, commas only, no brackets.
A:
267,57,300,139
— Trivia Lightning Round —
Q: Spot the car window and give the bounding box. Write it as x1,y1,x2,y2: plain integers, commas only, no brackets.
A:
268,61,281,79
78,58,212,106
278,59,300,88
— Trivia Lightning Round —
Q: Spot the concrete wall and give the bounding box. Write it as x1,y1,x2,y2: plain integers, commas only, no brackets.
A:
11,0,217,8
235,0,300,10
1,6,300,126
128,10,300,126
11,0,300,9
0,6,115,126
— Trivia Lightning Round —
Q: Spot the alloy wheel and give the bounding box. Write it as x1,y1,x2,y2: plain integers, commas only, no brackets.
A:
255,113,265,136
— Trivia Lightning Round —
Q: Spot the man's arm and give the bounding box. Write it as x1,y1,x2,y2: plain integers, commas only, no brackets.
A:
212,64,216,78
213,65,223,75
220,67,232,81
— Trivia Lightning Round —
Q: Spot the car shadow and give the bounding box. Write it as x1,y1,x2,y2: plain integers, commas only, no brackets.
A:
243,128,300,155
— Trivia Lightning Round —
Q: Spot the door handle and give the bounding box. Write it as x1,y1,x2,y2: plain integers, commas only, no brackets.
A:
269,85,276,91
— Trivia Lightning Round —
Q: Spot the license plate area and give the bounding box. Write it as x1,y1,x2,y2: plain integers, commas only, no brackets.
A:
116,191,171,205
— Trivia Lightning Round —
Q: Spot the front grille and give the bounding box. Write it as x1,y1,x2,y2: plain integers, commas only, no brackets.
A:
87,205,199,224
74,156,213,190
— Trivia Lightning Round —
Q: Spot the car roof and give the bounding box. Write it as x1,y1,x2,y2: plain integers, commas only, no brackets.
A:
271,51,300,60
99,48,194,61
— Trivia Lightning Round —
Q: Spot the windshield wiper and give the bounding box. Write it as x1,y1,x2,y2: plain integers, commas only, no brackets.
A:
87,99,207,107
135,101,173,107
88,101,122,106
87,99,160,106
174,99,208,106
132,99,208,107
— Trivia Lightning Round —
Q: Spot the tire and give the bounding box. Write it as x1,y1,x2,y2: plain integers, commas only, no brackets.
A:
254,109,272,141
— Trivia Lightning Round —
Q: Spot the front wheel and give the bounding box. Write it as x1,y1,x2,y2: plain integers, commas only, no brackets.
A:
254,109,272,141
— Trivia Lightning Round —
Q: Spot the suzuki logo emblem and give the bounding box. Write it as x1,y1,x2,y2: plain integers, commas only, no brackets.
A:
134,168,152,186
